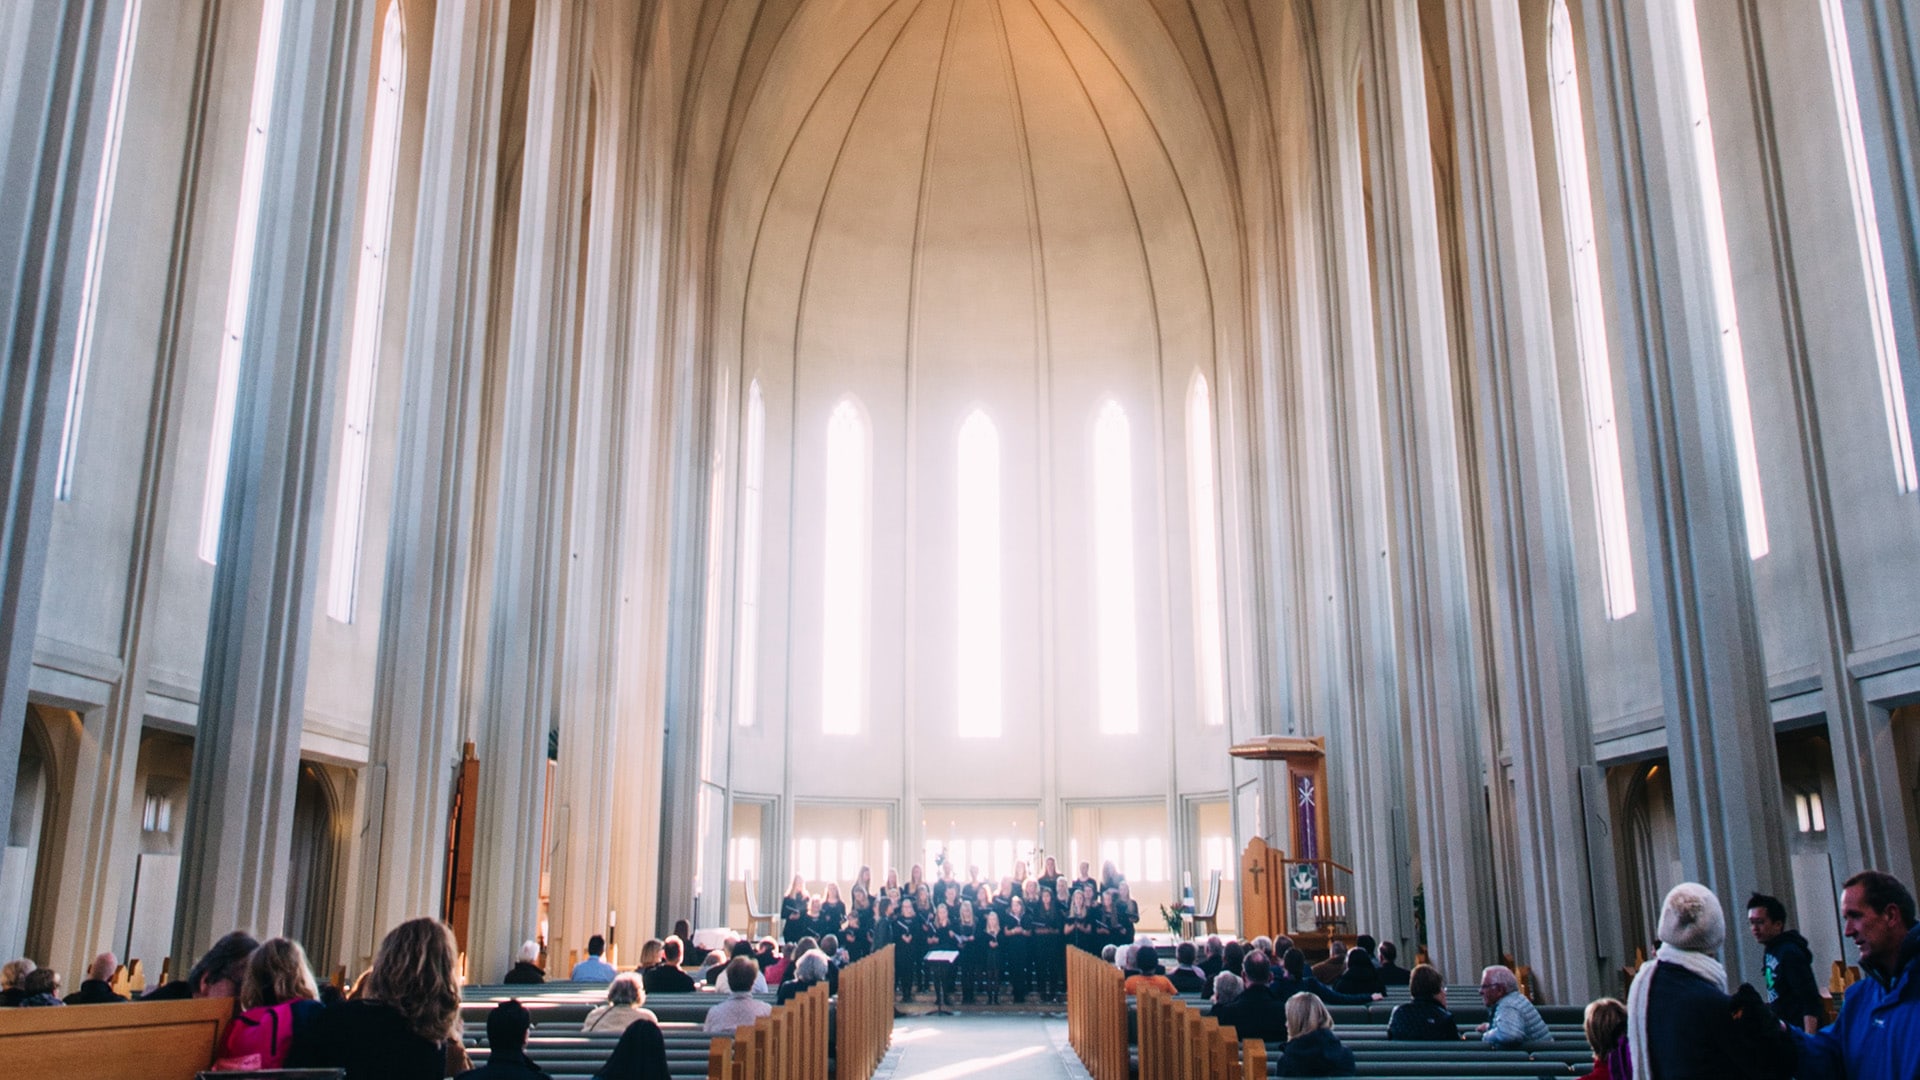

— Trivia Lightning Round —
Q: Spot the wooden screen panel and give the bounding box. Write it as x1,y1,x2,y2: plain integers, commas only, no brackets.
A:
0,998,233,1080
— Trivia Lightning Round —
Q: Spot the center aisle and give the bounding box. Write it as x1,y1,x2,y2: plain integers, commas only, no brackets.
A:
872,1014,1093,1080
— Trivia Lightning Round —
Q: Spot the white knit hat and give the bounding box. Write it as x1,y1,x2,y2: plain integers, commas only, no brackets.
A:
1657,882,1726,953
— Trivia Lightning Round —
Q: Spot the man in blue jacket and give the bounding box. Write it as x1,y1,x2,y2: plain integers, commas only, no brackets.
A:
1795,870,1919,1080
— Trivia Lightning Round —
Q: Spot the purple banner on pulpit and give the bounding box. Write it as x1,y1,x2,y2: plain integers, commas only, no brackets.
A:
1294,770,1319,861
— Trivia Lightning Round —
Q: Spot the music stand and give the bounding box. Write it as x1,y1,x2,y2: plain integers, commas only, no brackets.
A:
923,950,960,1016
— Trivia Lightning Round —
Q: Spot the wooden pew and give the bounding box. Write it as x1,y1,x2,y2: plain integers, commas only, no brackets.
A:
835,945,894,1080
1136,986,1265,1080
1067,947,1127,1080
706,980,830,1080
0,997,234,1080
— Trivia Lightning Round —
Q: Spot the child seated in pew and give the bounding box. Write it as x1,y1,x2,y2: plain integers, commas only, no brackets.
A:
1579,997,1628,1080
1275,993,1356,1077
454,1001,542,1080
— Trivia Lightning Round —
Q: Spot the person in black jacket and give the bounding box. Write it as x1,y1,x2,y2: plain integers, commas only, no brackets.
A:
1387,964,1459,1041
456,1000,547,1080
1169,942,1210,994
592,1017,671,1080
502,941,545,985
1276,993,1356,1076
64,952,128,1004
1333,948,1384,997
780,876,811,944
1746,892,1822,1032
1219,952,1290,1043
1375,942,1411,987
641,938,696,994
293,918,463,1080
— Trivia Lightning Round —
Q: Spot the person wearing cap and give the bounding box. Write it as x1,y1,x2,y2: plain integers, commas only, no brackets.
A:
1626,882,1743,1076
456,1000,546,1079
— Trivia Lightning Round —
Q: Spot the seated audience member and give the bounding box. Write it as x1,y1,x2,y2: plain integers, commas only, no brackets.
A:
144,931,259,1000
1276,948,1379,1005
702,957,773,1036
777,950,830,1006
674,920,711,968
1333,948,1384,997
1123,944,1176,997
1198,937,1225,981
642,938,697,994
64,951,127,1004
1375,941,1411,987
0,958,35,1006
592,1017,670,1080
1387,964,1459,1041
571,935,617,982
1207,971,1247,1031
582,973,655,1035
766,942,797,986
1222,952,1290,1043
1222,941,1247,979
19,968,63,1006
696,936,735,985
503,940,546,985
1168,942,1209,994
1580,997,1629,1080
292,917,463,1080
1276,993,1356,1077
1793,869,1920,1080
216,937,324,1070
1477,964,1550,1049
456,1000,545,1080
1310,949,1346,986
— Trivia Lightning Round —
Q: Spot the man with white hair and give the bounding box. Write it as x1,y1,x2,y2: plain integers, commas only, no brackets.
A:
64,952,127,1004
503,940,546,984
1476,964,1549,1048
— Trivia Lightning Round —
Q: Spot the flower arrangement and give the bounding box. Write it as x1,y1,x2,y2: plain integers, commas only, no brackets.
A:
1160,903,1184,935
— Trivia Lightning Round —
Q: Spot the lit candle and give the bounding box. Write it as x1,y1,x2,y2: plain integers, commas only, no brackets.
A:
609,909,617,929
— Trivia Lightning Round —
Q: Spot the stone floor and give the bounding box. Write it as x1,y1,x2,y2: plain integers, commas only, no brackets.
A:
871,1014,1094,1080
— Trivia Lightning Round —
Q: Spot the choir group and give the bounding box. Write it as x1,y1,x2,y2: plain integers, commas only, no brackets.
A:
777,857,1142,1003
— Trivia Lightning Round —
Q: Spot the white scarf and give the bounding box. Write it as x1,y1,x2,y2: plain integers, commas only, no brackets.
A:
1625,944,1727,1080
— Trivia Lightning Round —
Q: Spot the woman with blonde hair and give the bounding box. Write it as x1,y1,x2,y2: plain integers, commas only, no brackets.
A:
583,972,656,1035
1276,992,1356,1076
292,918,462,1080
215,938,321,1071
0,958,36,1007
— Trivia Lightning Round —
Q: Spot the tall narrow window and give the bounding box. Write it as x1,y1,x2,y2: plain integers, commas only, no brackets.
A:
326,5,405,621
821,399,869,735
1093,401,1139,736
200,0,287,564
956,410,1002,738
1675,0,1770,559
1549,1,1637,619
736,382,766,727
56,0,144,501
1819,0,1918,492
1186,376,1227,723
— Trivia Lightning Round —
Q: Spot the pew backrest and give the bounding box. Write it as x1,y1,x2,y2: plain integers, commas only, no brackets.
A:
0,997,234,1080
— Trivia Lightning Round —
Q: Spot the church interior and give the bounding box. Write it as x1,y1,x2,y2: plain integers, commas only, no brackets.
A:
3,0,1920,1071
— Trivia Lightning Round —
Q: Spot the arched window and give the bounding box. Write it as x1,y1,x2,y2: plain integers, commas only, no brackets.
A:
821,399,869,736
1093,400,1139,736
1186,375,1226,726
735,381,766,727
1817,0,1917,493
956,410,1001,738
326,4,405,622
1674,0,1770,559
200,0,287,564
55,0,144,501
1548,0,1637,619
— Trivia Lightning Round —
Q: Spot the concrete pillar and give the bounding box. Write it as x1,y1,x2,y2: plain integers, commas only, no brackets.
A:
1576,0,1794,987
355,0,513,966
465,0,591,979
173,0,373,960
0,0,119,852
1362,0,1501,976
1440,0,1602,1002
